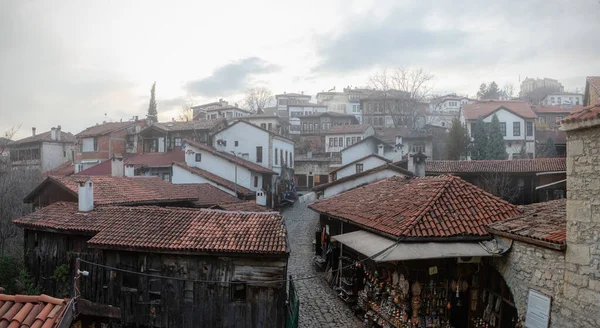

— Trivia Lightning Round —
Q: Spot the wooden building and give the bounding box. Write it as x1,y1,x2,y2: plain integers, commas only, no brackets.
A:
14,180,289,328
138,119,227,153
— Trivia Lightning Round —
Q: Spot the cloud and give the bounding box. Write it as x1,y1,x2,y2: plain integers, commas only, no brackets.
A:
185,57,280,97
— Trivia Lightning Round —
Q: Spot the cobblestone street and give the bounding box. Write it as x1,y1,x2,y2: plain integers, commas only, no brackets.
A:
284,201,362,328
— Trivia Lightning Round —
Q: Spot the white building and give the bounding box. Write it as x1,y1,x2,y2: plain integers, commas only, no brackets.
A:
199,106,252,121
426,95,474,128
519,77,564,96
540,93,583,106
324,125,375,153
288,103,327,134
239,115,289,136
275,92,311,117
9,126,75,172
171,139,277,200
461,100,537,159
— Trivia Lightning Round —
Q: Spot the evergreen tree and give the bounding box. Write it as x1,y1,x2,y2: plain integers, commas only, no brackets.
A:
487,81,500,99
147,82,158,123
470,117,488,160
487,114,508,160
477,83,487,99
446,118,470,160
517,143,527,159
540,137,557,158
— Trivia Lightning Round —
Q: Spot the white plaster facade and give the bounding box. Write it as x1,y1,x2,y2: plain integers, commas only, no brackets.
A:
340,136,403,165
288,104,327,134
334,155,389,179
540,93,583,106
427,96,474,128
203,107,251,121
323,168,407,198
275,93,311,117
325,126,375,153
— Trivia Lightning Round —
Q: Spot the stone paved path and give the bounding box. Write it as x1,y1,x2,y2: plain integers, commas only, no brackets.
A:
284,201,362,328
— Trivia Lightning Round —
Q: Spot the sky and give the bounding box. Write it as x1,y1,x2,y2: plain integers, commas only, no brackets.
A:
1,0,599,139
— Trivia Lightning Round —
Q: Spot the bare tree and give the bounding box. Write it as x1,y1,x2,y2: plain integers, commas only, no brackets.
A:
244,87,274,113
503,83,515,99
478,172,522,204
368,67,434,128
178,98,195,122
0,125,20,157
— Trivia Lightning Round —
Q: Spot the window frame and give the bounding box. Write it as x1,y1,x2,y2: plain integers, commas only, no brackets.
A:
526,121,533,137
195,153,202,162
355,163,363,173
256,146,263,163
274,148,278,165
499,122,506,137
513,122,521,136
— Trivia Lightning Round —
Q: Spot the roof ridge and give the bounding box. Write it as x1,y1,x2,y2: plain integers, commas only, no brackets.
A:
399,176,454,236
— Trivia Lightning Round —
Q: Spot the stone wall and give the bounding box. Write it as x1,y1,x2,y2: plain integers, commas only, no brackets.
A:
491,241,567,326
562,126,600,328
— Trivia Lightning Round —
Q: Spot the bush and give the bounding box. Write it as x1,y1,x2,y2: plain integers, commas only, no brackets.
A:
0,256,40,294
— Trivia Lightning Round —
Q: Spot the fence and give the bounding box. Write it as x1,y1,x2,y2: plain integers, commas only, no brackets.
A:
286,276,299,328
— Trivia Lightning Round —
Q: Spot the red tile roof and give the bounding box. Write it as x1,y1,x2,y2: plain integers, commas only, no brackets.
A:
310,175,518,239
486,199,566,250
531,105,582,114
74,160,112,176
175,183,242,207
328,154,391,175
287,102,326,107
24,176,197,206
462,100,537,120
184,139,277,175
0,293,70,328
561,103,600,124
326,124,372,135
425,158,566,174
275,92,311,97
76,121,138,137
375,127,411,144
312,163,412,192
14,202,287,255
150,119,225,132
173,162,255,198
125,150,185,168
44,161,75,177
216,201,271,212
11,130,75,145
587,76,600,95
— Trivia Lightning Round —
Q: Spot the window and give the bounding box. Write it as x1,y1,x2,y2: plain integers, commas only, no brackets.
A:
352,137,357,144
513,122,521,136
162,173,171,182
303,122,307,131
280,149,283,165
274,148,278,165
526,121,533,136
268,123,272,130
290,153,293,167
285,150,288,165
278,99,287,106
346,137,351,147
356,164,363,173
539,116,546,124
260,123,266,129
338,137,343,147
234,141,238,147
254,176,258,187
81,137,97,152
556,116,563,123
356,136,362,142
527,152,534,159
230,281,247,301
550,96,555,103
333,138,338,147
412,143,426,153
195,153,202,162
329,138,334,147
175,138,182,147
499,122,506,137
256,146,263,163
557,97,561,104
512,153,520,159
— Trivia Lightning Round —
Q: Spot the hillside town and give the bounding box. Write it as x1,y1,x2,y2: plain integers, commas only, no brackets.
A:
0,73,599,328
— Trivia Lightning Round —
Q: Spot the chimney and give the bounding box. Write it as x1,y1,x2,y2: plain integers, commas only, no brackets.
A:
32,127,36,136
124,164,135,177
111,154,124,177
78,179,94,212
377,144,385,157
50,127,57,140
256,190,267,206
410,151,427,177
56,125,61,141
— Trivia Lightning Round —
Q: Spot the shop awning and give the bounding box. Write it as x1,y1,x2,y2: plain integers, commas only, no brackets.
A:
332,230,498,262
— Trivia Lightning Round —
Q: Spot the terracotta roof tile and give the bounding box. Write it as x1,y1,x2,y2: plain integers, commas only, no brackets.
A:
587,76,600,95
24,176,197,206
462,100,536,120
125,150,185,168
76,122,138,137
184,139,276,175
11,131,75,145
561,103,600,124
310,175,518,239
216,201,271,212
486,199,566,249
531,104,582,114
175,183,242,207
326,124,372,135
425,158,565,174
173,162,255,197
151,119,225,132
44,161,75,177
13,202,287,255
0,294,69,328
313,163,412,192
73,160,111,176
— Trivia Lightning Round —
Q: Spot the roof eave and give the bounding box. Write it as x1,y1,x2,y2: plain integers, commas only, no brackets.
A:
486,227,566,251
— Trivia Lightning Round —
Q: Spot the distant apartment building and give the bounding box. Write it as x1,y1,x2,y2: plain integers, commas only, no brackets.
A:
275,92,311,117
540,93,583,106
288,103,327,134
192,99,251,121
426,94,474,128
461,100,537,159
9,126,75,172
74,120,145,172
324,124,375,153
298,112,358,135
360,90,419,128
239,114,289,136
519,77,564,96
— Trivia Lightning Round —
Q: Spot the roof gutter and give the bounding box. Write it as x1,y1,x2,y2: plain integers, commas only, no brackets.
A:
535,171,566,176
486,227,566,251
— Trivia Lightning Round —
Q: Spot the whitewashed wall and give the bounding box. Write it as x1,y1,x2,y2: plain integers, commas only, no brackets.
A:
212,122,271,168
335,156,389,179
42,142,74,171
171,165,236,195
323,169,409,198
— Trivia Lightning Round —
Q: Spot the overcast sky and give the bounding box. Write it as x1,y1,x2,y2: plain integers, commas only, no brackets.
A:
2,0,599,139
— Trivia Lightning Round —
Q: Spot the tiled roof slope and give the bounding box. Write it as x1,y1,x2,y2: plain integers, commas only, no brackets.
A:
24,176,197,206
0,293,70,328
562,103,600,124
44,161,75,177
175,183,242,207
173,162,255,197
125,150,185,168
462,100,536,120
14,202,287,255
12,131,75,145
587,76,600,94
74,160,111,176
310,175,518,239
425,158,565,174
313,163,412,192
217,201,271,212
531,105,582,114
326,124,372,135
76,121,137,137
486,199,566,250
184,139,276,175
152,119,225,132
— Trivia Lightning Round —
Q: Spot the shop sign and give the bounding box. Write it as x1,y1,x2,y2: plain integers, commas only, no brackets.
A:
525,289,551,328
428,266,438,275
